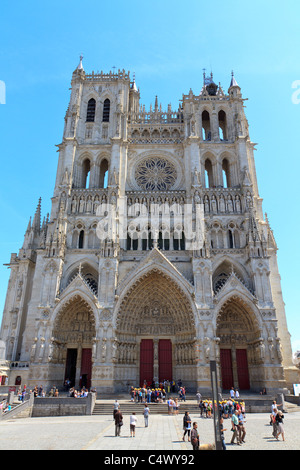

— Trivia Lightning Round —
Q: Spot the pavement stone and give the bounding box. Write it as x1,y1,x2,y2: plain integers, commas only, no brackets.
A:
0,405,299,451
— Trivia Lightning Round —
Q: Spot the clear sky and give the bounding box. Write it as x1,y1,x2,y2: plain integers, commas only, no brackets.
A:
0,0,299,354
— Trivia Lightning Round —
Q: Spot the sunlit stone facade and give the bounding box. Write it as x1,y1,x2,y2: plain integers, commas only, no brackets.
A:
1,59,298,393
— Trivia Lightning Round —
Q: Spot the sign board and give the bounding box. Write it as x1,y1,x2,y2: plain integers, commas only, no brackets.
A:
293,384,300,396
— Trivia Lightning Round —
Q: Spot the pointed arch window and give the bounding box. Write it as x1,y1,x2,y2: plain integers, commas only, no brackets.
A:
222,158,231,188
202,110,211,141
103,99,110,122
78,230,85,249
86,98,96,122
218,110,227,140
99,159,109,188
82,159,91,189
204,159,213,188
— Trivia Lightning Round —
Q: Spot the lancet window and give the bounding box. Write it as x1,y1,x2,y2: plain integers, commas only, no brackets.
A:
102,99,110,122
86,98,96,122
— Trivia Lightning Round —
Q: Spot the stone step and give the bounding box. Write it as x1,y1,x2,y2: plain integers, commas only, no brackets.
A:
92,402,199,415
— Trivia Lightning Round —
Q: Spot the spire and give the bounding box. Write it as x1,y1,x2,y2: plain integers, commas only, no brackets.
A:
229,70,240,88
26,216,32,233
131,72,138,92
73,55,85,77
77,55,84,71
228,70,241,97
32,197,42,232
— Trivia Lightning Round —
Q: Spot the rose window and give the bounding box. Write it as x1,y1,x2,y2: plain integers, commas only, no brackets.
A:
135,157,177,191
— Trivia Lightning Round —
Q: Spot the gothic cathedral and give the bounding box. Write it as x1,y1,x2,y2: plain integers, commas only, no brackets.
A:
0,58,298,393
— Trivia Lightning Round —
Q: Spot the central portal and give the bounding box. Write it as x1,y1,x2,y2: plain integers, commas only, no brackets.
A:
140,339,172,386
115,268,197,390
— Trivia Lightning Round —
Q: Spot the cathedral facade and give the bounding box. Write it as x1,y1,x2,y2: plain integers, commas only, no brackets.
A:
0,58,298,393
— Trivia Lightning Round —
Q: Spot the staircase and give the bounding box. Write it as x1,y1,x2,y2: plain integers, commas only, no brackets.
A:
92,400,200,416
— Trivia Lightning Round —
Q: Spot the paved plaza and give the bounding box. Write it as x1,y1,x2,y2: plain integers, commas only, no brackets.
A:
0,402,299,451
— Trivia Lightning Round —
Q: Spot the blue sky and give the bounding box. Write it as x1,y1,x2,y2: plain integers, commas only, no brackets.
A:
0,0,299,353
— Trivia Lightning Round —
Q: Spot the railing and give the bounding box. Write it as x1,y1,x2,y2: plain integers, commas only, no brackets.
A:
129,111,184,124
0,393,33,421
128,137,183,144
85,70,130,81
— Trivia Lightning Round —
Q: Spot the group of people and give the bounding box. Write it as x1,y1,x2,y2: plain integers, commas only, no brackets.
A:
32,385,45,397
17,386,28,402
129,382,186,404
197,397,246,421
130,386,166,403
182,412,200,450
68,387,89,398
113,402,151,437
140,379,183,394
197,395,247,449
0,398,11,414
113,401,201,450
17,384,90,399
167,397,182,414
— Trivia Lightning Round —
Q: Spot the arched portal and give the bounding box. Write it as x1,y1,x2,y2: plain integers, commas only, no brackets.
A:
115,270,197,389
51,295,96,389
216,297,261,391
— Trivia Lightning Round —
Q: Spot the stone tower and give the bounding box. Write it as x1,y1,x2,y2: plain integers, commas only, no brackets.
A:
0,59,298,393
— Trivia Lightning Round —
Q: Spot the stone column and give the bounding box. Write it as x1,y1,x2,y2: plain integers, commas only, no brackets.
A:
153,338,159,383
231,344,239,388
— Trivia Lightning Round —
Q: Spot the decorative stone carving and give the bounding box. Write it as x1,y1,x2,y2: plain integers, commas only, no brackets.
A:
135,157,177,191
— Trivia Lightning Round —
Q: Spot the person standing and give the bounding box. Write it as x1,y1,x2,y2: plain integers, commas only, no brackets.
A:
114,407,123,437
143,404,150,427
271,407,278,437
238,409,246,443
275,410,285,441
270,400,282,425
220,417,227,450
113,400,119,420
130,412,138,437
191,422,200,450
167,397,174,415
182,411,192,442
199,400,204,417
230,410,241,445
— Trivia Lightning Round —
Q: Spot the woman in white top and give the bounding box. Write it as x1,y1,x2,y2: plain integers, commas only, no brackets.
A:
130,412,138,437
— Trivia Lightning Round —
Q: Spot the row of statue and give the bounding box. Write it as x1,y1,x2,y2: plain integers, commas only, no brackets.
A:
68,191,253,216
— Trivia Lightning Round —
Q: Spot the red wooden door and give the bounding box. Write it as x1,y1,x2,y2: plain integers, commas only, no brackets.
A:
236,349,250,390
159,339,172,382
140,340,154,386
220,349,234,390
80,348,92,389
